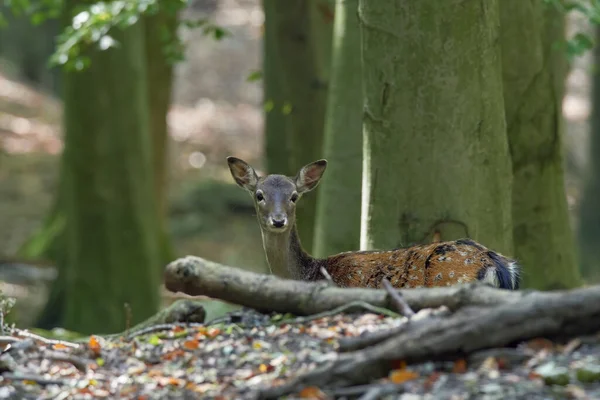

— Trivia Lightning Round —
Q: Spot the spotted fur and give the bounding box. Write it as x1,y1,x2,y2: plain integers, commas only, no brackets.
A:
318,240,520,290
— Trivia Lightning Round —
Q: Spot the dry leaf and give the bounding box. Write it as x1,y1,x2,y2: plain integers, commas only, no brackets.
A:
183,339,200,350
88,336,101,355
526,338,555,351
52,343,68,350
389,369,419,384
452,358,467,374
207,328,221,338
298,386,328,399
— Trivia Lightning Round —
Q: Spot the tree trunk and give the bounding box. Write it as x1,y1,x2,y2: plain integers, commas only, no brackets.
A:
143,9,177,267
578,25,600,283
358,1,513,255
263,0,333,255
262,0,293,176
313,0,362,258
60,2,160,334
500,1,581,290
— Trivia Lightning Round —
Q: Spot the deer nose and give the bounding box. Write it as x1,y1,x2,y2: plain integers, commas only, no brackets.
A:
271,215,287,228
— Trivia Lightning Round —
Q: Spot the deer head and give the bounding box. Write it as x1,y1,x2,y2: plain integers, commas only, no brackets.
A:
226,157,328,233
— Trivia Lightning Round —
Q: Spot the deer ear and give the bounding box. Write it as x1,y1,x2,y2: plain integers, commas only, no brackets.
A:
295,159,327,193
227,156,258,191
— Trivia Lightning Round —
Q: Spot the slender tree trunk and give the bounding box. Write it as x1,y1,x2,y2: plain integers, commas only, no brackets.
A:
263,0,333,256
61,1,160,334
578,25,600,283
500,1,581,290
143,9,177,267
313,0,362,258
358,0,513,255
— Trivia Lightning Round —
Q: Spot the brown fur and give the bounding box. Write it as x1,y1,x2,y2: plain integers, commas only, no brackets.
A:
323,240,510,289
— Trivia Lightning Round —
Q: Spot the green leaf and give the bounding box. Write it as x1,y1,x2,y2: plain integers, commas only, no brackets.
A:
246,70,262,82
148,335,161,345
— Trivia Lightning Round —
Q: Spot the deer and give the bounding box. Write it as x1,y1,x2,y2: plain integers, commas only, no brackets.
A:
226,156,521,291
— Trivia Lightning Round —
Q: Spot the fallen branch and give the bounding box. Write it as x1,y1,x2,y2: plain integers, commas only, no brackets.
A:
259,285,600,398
164,256,518,315
165,256,600,398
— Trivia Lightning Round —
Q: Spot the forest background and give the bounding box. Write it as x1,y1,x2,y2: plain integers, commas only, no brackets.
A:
0,0,599,337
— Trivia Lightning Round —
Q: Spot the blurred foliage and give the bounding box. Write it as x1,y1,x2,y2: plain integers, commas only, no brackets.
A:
3,0,231,71
169,179,254,238
0,290,17,333
545,0,600,60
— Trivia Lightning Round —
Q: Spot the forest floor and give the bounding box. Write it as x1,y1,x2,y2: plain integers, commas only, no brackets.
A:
1,306,600,400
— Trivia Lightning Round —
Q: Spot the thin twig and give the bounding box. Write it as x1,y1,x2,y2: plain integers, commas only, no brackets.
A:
319,267,336,286
282,301,400,326
125,322,204,340
33,350,89,372
0,335,21,347
2,372,69,386
382,279,415,317
14,329,79,349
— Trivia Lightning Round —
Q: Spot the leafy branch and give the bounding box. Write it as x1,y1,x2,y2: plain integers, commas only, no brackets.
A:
3,0,232,71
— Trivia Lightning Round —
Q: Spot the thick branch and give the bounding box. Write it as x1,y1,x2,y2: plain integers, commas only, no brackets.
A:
259,285,600,398
163,256,518,315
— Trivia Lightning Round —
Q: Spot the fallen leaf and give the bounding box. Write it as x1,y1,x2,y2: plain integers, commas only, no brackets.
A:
526,338,555,351
298,386,328,399
163,349,185,360
452,358,467,374
88,336,101,355
389,368,419,384
207,328,221,338
183,339,200,350
52,343,68,350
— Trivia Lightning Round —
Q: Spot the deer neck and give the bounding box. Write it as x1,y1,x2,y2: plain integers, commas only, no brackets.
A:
260,223,320,281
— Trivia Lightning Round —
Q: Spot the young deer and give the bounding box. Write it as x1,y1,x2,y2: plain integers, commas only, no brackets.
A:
226,156,521,290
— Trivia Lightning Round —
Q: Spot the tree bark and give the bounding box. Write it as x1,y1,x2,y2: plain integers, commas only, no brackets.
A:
358,0,513,255
60,2,160,334
262,0,292,177
313,0,362,258
500,1,582,290
264,0,333,255
577,25,600,283
143,8,177,267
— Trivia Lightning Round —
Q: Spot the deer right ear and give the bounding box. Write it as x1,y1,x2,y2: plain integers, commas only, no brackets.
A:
295,159,327,193
227,156,258,192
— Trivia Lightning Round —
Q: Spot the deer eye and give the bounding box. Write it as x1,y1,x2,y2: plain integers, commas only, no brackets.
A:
256,191,264,202
290,192,299,203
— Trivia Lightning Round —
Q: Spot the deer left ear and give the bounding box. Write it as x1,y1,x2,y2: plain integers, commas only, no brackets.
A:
295,159,327,193
227,156,259,192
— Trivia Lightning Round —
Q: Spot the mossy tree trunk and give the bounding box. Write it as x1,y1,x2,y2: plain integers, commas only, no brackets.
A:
313,0,362,258
60,0,160,334
262,0,333,257
143,8,177,267
500,1,581,290
577,25,600,283
358,0,513,255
